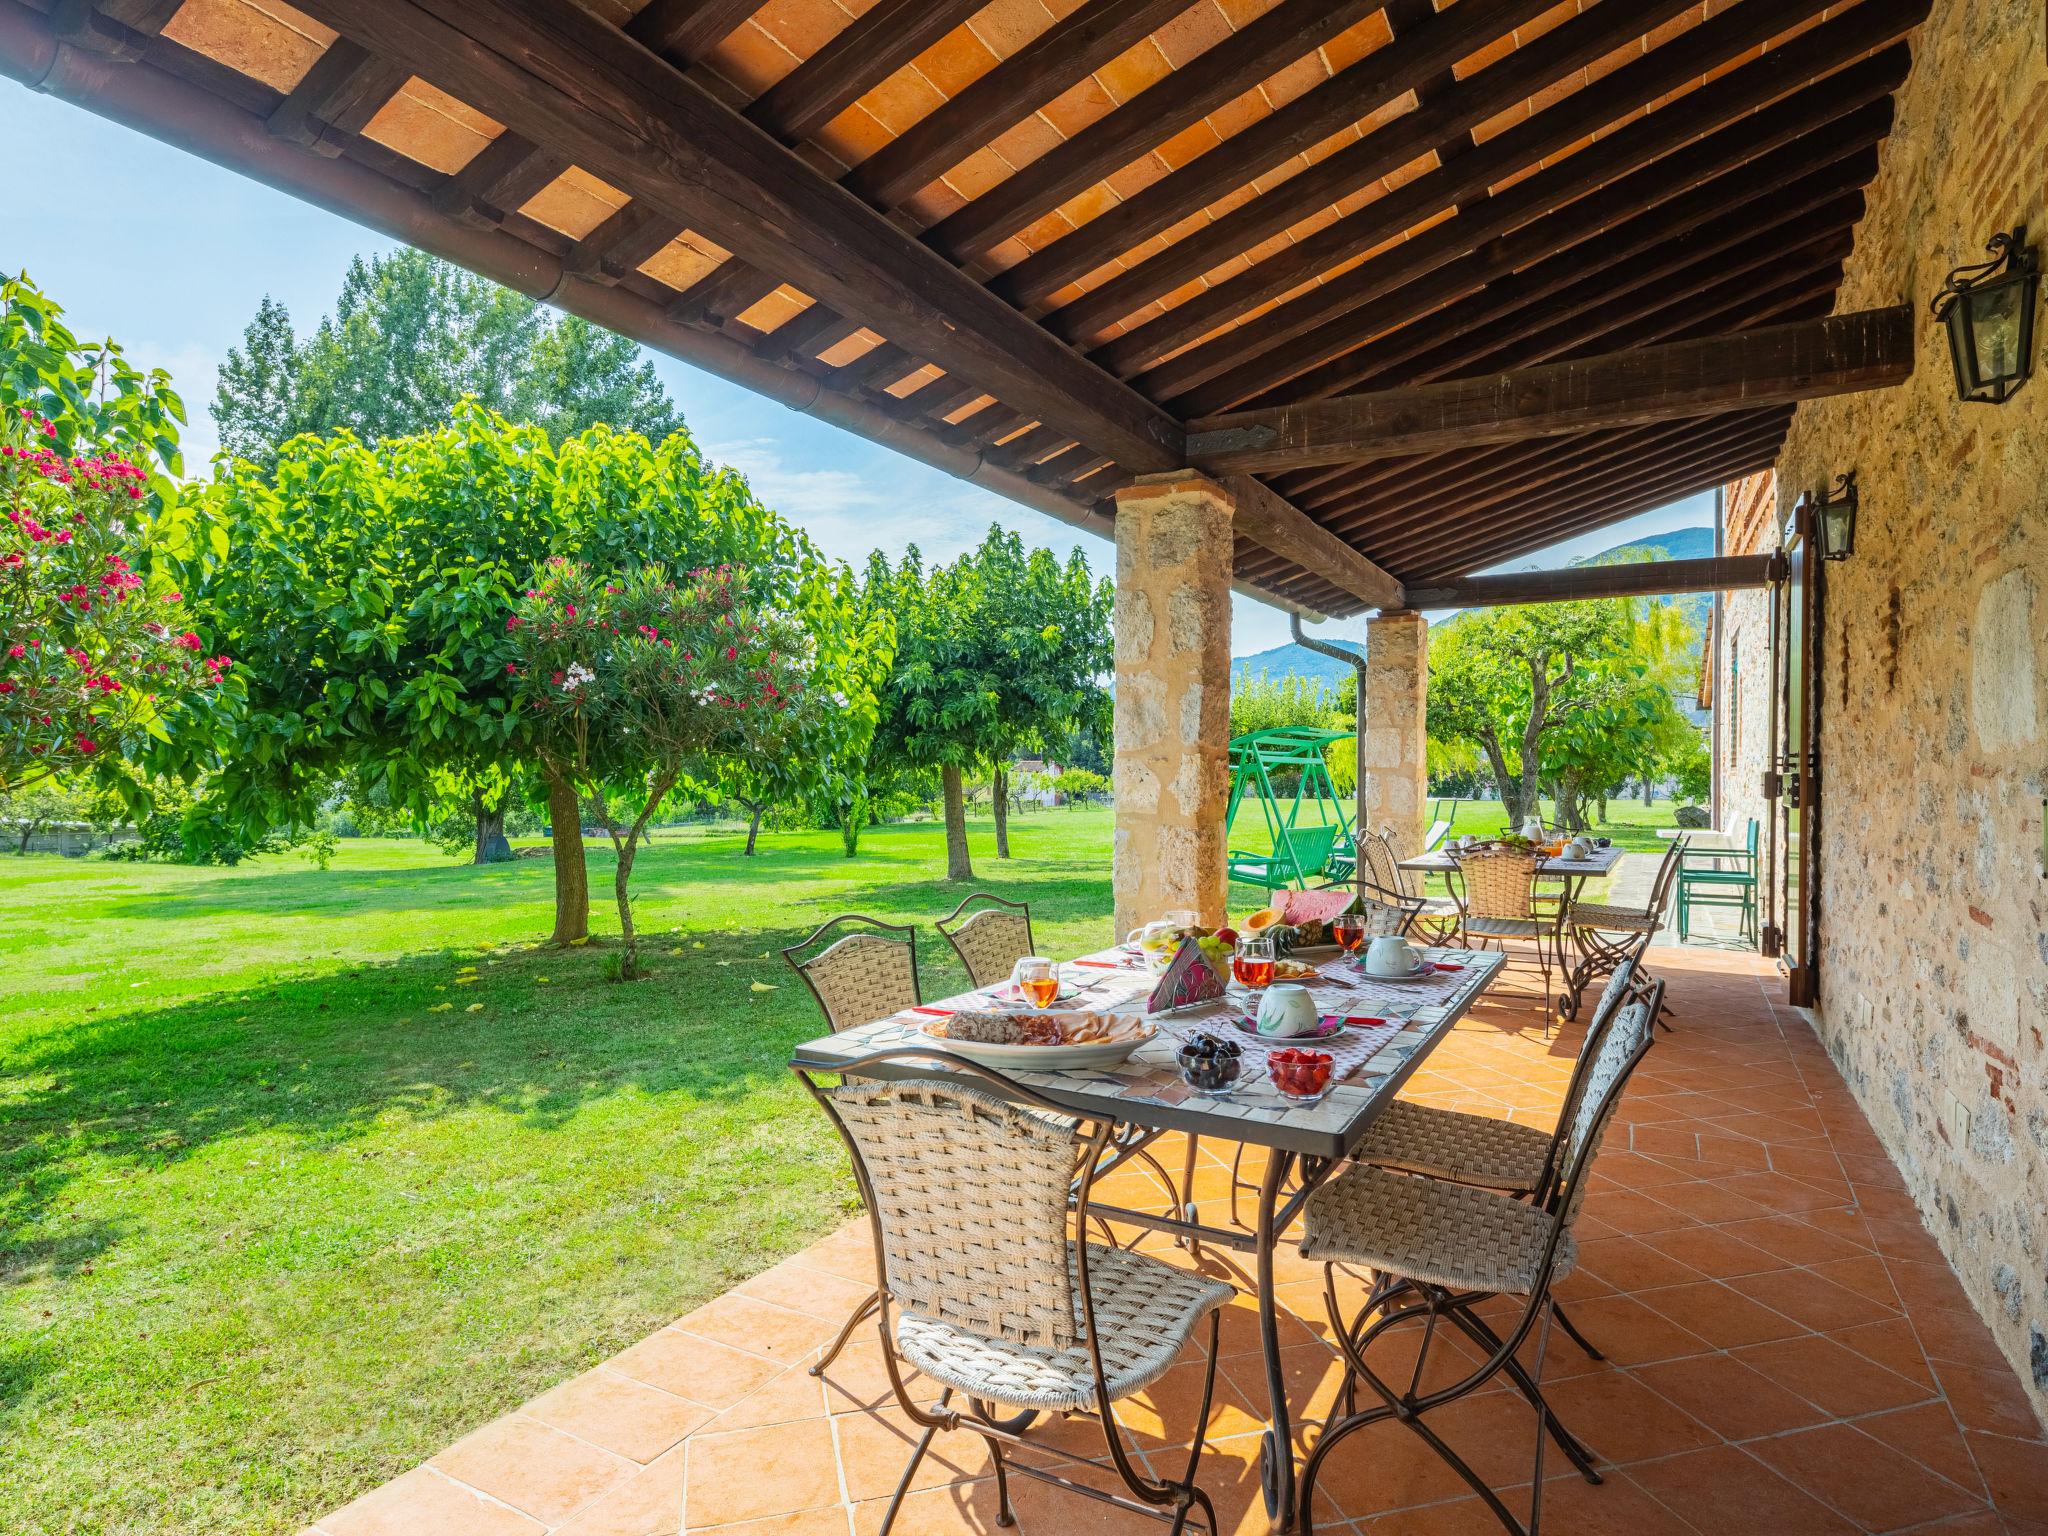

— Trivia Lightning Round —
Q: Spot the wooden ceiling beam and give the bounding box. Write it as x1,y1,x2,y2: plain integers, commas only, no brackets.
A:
265,38,410,155
1228,475,1404,611
924,0,1383,260
297,0,1188,471
1374,428,1790,576
749,0,986,145
1126,2,1924,398
626,0,761,64
846,0,1191,209
1047,0,1689,344
431,129,568,227
561,200,682,285
1189,306,1909,476
997,0,1554,312
1400,555,1775,612
1252,143,1881,418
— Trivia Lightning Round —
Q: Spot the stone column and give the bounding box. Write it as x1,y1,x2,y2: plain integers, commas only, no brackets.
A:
1360,610,1429,851
1111,472,1234,938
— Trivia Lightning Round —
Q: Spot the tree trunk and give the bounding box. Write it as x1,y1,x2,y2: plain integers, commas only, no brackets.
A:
17,822,34,854
741,800,764,855
472,795,514,864
546,773,589,945
940,763,974,881
992,766,1010,859
1597,791,1609,825
614,838,639,977
1642,777,1655,807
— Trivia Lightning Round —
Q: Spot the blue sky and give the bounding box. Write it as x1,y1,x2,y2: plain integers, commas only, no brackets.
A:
4,82,1715,655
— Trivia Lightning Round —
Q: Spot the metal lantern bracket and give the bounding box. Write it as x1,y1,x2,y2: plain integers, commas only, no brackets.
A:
1813,470,1858,561
1931,228,2040,403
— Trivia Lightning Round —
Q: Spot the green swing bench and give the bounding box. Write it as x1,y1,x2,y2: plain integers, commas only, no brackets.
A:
1223,726,1355,895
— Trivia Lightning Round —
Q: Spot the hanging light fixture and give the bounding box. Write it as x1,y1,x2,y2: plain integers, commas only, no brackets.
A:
1813,471,1858,562
1931,229,2039,403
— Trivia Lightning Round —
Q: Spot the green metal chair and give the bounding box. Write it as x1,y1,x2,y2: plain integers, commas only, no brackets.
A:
1676,818,1760,944
1228,822,1341,895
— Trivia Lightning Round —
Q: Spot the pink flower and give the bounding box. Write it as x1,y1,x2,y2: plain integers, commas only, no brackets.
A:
176,632,202,651
506,615,523,631
74,735,96,753
5,645,21,658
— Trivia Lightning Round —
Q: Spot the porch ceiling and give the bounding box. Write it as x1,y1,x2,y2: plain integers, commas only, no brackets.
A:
4,0,1928,613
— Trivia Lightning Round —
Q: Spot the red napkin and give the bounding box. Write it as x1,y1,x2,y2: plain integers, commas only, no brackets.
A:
1430,962,1465,972
910,1006,954,1016
1071,959,1129,969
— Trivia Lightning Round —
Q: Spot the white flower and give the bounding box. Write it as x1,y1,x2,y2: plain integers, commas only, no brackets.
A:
561,661,596,692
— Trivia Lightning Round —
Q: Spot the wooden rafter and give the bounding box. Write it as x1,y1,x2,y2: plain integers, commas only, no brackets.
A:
1189,309,1912,476
1399,556,1775,612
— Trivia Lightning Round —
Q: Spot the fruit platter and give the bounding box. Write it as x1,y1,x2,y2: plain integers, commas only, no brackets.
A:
922,1009,1155,1071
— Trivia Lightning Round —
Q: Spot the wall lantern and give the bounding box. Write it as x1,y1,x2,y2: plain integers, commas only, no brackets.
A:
1930,228,2038,403
1813,471,1858,562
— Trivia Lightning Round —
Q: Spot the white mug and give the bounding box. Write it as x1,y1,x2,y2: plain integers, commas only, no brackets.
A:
1365,934,1420,977
1255,984,1321,1038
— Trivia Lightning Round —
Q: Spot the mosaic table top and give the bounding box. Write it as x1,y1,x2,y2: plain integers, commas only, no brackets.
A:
790,945,1506,1158
1399,843,1626,876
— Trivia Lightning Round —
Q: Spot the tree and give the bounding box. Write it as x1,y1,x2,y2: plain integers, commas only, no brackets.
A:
182,404,825,937
213,250,682,469
1,275,235,809
968,529,1113,858
508,560,822,977
0,777,99,852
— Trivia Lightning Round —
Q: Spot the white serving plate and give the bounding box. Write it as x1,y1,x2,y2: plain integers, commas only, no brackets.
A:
920,1020,1155,1073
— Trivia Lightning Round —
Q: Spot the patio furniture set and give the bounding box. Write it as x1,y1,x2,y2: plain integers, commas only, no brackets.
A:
782,883,1667,1536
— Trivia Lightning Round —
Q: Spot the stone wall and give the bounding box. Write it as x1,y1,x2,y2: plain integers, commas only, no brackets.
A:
1714,471,1779,850
1764,0,2048,1420
1109,473,1235,938
1359,611,1429,853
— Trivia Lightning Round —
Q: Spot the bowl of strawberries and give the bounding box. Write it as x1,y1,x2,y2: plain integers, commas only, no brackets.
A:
1267,1047,1334,1103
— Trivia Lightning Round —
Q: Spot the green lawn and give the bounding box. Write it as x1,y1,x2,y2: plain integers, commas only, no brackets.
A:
0,811,1126,1536
0,795,1685,1533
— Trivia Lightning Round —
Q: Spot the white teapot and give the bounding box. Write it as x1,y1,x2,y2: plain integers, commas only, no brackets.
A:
1364,933,1421,978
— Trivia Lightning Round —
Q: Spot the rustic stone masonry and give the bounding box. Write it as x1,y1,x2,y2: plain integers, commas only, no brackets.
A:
1360,610,1429,853
1715,471,1777,850
1110,472,1235,937
1745,0,2048,1423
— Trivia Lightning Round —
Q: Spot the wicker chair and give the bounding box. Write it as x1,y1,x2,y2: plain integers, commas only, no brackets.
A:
796,1050,1235,1536
782,914,921,1033
937,893,1035,990
1374,823,1462,943
1296,983,1665,1536
1558,838,1685,1026
1448,848,1558,1015
781,914,922,1375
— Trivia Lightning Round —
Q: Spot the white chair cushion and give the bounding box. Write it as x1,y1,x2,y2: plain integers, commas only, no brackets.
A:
895,1242,1234,1411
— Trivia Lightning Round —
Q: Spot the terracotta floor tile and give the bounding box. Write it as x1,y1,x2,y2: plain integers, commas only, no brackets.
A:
675,1293,843,1367
1912,1305,2018,1372
430,1414,635,1525
1583,1187,1701,1235
1646,1180,1782,1226
1630,1352,1834,1439
1963,1433,2048,1523
523,1368,712,1463
1887,1256,1982,1316
1626,1444,1861,1535
1832,1315,1938,1388
607,1329,785,1409
735,1259,881,1323
1934,1357,2048,1441
1732,1334,1936,1417
834,1404,995,1504
1527,1293,1714,1369
701,1510,864,1536
1749,1421,1987,1530
1642,1223,1793,1279
319,1466,544,1536
1857,1400,1991,1498
1729,1266,1898,1332
1633,1278,1807,1349
847,1479,1011,1536
1574,1235,1708,1293
1539,1367,1720,1465
685,1419,843,1527
1313,1387,1542,1519
706,1363,832,1434
552,1447,686,1536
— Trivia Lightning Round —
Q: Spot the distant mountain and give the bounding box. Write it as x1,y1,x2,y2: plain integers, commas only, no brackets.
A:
1232,527,1716,691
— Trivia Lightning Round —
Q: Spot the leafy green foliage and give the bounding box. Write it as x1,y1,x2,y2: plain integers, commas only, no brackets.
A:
1229,671,1357,795
213,250,681,467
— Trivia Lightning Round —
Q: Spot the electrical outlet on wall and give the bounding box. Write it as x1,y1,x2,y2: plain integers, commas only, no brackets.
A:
1943,1086,1972,1146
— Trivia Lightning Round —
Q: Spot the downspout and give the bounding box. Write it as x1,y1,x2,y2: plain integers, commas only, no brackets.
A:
1290,611,1371,848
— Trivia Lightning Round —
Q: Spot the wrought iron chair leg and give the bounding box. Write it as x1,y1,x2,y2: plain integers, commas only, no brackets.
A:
1548,1299,1606,1361
810,1288,881,1377
979,1433,1016,1528
1441,1305,1600,1478
875,1389,948,1536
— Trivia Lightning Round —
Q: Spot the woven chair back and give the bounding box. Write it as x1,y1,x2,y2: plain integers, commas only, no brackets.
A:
799,931,919,1031
1647,837,1687,912
1376,823,1423,898
1459,848,1541,922
827,1077,1081,1348
1357,828,1404,893
1357,890,1418,938
1552,984,1660,1223
943,908,1033,989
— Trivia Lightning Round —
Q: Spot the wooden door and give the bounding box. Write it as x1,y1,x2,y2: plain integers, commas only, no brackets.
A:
1767,501,1823,1004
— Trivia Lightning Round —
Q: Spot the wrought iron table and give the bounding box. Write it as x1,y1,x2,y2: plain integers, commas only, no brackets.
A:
791,942,1507,1529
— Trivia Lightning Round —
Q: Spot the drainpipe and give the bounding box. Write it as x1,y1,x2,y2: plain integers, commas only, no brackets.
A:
1290,611,1371,847
1710,486,1726,828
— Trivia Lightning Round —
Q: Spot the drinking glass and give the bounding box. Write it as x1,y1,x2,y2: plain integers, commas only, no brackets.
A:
1232,935,1276,992
1014,956,1059,1007
1331,912,1366,955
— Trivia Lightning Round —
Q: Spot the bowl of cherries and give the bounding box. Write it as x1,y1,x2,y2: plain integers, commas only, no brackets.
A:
1267,1047,1335,1103
1176,1033,1243,1094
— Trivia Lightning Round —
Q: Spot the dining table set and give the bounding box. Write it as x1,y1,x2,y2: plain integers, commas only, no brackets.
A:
790,935,1509,1524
